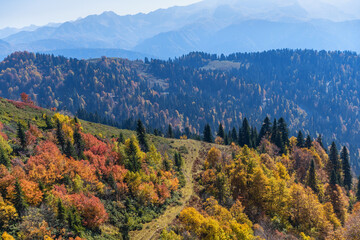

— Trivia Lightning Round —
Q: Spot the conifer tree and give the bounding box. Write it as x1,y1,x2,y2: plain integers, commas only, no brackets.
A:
125,137,142,172
0,146,10,169
307,160,318,193
163,155,171,171
68,207,84,234
224,133,229,145
271,118,278,144
278,117,289,147
167,124,174,138
329,142,341,185
136,119,149,152
258,116,271,145
57,199,66,223
317,134,326,151
45,114,53,129
65,140,75,158
174,152,183,171
118,132,125,144
203,124,213,143
14,179,27,217
121,214,130,240
231,127,237,144
330,169,338,186
217,123,225,139
305,135,312,149
17,122,26,149
296,131,304,148
56,119,65,151
73,121,85,158
238,128,243,147
153,129,159,136
341,146,352,190
250,127,258,148
241,118,251,147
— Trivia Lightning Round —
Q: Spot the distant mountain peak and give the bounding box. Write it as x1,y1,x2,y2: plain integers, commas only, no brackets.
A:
99,11,119,17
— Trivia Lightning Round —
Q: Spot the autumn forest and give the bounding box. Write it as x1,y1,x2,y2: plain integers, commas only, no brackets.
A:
0,49,360,240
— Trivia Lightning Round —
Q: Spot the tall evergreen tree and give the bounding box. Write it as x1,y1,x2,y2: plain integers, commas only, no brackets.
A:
136,119,149,152
317,134,326,151
238,128,243,147
45,114,53,129
258,116,272,145
65,140,75,158
118,132,125,144
203,124,213,143
217,123,225,139
271,118,278,143
0,146,10,169
125,138,142,172
224,133,229,145
17,122,26,149
296,131,304,148
278,117,289,147
250,127,258,148
56,119,65,151
167,124,174,138
329,142,341,185
73,121,85,158
241,118,251,147
174,152,183,171
67,207,84,234
163,156,171,171
305,135,312,149
330,169,338,186
14,179,28,217
307,160,318,193
57,199,66,223
231,127,237,144
341,146,352,190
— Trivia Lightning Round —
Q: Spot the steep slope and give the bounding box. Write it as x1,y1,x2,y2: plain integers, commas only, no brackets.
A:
0,97,194,239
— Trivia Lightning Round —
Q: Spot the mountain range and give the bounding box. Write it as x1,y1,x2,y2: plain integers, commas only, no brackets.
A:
0,0,359,60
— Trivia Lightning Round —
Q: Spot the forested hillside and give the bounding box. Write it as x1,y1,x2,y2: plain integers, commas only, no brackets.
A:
0,98,184,239
162,136,360,239
1,50,360,173
0,98,360,239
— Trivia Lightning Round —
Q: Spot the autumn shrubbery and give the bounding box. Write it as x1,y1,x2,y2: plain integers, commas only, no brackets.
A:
0,113,182,239
164,139,358,239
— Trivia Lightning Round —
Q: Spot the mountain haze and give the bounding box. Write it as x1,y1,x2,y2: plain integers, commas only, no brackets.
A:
1,0,359,60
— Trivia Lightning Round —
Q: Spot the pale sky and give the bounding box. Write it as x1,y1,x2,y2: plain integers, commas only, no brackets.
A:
0,0,356,29
0,0,203,29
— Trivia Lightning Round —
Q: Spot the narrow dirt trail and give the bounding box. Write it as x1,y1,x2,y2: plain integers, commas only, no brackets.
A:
129,139,202,240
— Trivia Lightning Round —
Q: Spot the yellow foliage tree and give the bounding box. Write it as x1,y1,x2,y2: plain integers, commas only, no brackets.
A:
1,232,15,240
0,197,18,228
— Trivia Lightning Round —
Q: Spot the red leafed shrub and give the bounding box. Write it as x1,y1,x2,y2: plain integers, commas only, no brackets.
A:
83,150,108,175
70,193,108,229
7,99,41,110
20,92,33,104
90,142,109,156
81,133,104,150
